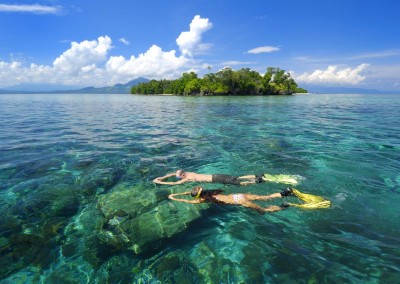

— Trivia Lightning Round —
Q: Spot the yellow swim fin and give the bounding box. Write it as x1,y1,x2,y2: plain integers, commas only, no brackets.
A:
262,174,298,185
285,188,331,209
288,200,331,209
291,189,324,203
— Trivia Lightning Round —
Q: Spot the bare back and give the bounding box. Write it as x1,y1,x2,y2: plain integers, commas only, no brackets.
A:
184,172,213,182
153,172,213,185
201,193,283,213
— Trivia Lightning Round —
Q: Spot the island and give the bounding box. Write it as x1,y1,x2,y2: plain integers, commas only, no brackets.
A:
131,67,307,96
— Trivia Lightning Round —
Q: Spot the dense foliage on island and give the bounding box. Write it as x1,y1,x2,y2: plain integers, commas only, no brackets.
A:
131,67,307,96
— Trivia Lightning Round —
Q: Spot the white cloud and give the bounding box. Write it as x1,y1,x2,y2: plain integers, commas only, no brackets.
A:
176,15,213,57
348,49,400,60
119,38,130,45
106,45,190,79
0,38,190,87
0,4,62,14
295,64,370,85
53,36,112,74
0,37,100,87
0,15,215,88
247,46,280,54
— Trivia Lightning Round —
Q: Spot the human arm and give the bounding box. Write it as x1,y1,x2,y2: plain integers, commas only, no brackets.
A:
168,192,202,204
153,173,185,185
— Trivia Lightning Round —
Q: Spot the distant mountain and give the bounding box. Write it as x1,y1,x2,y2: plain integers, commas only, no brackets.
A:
302,84,399,95
63,77,149,94
0,77,149,94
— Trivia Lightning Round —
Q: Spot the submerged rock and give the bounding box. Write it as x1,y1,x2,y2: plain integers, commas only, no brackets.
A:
97,183,207,254
77,167,124,197
43,261,92,284
96,255,138,283
133,250,199,283
0,177,81,279
189,241,246,283
1,267,41,283
61,204,106,266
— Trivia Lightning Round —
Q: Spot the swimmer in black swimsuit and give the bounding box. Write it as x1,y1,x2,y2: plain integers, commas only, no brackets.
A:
211,174,241,185
153,170,298,185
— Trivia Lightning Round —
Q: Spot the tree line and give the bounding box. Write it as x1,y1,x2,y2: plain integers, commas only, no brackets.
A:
131,67,307,96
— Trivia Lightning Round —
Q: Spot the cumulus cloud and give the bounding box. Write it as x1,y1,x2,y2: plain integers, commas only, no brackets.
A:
295,64,370,85
0,4,62,14
0,16,215,88
247,46,280,54
0,37,113,87
176,15,213,57
0,15,214,88
106,45,190,79
53,36,112,73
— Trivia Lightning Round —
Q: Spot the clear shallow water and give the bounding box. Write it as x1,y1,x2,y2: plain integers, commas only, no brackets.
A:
0,93,399,283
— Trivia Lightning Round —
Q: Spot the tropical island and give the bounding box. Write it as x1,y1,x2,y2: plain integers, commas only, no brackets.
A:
131,67,307,96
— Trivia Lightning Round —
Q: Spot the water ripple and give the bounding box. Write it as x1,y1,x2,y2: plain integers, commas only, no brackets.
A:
1,93,400,282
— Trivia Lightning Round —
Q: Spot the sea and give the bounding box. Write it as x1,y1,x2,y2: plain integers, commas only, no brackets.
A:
0,93,399,283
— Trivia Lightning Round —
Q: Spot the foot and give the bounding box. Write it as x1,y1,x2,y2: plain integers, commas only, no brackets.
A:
280,202,290,208
280,187,294,197
255,174,265,183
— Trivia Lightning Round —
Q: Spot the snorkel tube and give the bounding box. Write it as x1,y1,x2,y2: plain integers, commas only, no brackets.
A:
191,186,203,199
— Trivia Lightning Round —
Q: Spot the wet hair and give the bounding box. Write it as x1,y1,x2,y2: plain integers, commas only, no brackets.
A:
191,186,224,198
176,169,185,178
190,186,202,197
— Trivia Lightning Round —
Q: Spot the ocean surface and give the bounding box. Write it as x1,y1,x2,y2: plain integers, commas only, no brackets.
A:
0,93,399,283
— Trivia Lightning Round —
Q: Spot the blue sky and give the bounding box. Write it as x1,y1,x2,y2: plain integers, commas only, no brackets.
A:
0,0,399,91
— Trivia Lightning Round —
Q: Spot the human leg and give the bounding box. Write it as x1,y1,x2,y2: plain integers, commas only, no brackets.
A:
264,205,284,212
240,173,290,184
243,192,282,201
237,174,265,185
238,175,256,180
239,199,284,214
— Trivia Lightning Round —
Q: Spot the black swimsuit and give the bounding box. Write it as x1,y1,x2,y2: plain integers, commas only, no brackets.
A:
211,174,241,185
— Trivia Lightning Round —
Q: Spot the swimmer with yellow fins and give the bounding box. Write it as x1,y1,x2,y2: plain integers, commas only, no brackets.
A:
169,187,331,214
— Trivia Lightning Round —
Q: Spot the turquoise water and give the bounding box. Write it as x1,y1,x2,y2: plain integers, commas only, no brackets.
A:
0,93,399,283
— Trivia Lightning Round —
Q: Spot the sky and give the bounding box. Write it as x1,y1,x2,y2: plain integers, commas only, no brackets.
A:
0,0,399,91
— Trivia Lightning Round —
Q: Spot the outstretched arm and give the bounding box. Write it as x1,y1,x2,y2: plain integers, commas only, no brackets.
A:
153,173,184,185
168,192,202,204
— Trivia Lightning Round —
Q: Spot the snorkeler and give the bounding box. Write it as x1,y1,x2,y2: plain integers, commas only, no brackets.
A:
153,170,298,185
168,186,331,214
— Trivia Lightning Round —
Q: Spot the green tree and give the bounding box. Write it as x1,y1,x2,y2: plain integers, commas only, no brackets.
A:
184,78,201,95
131,67,306,96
